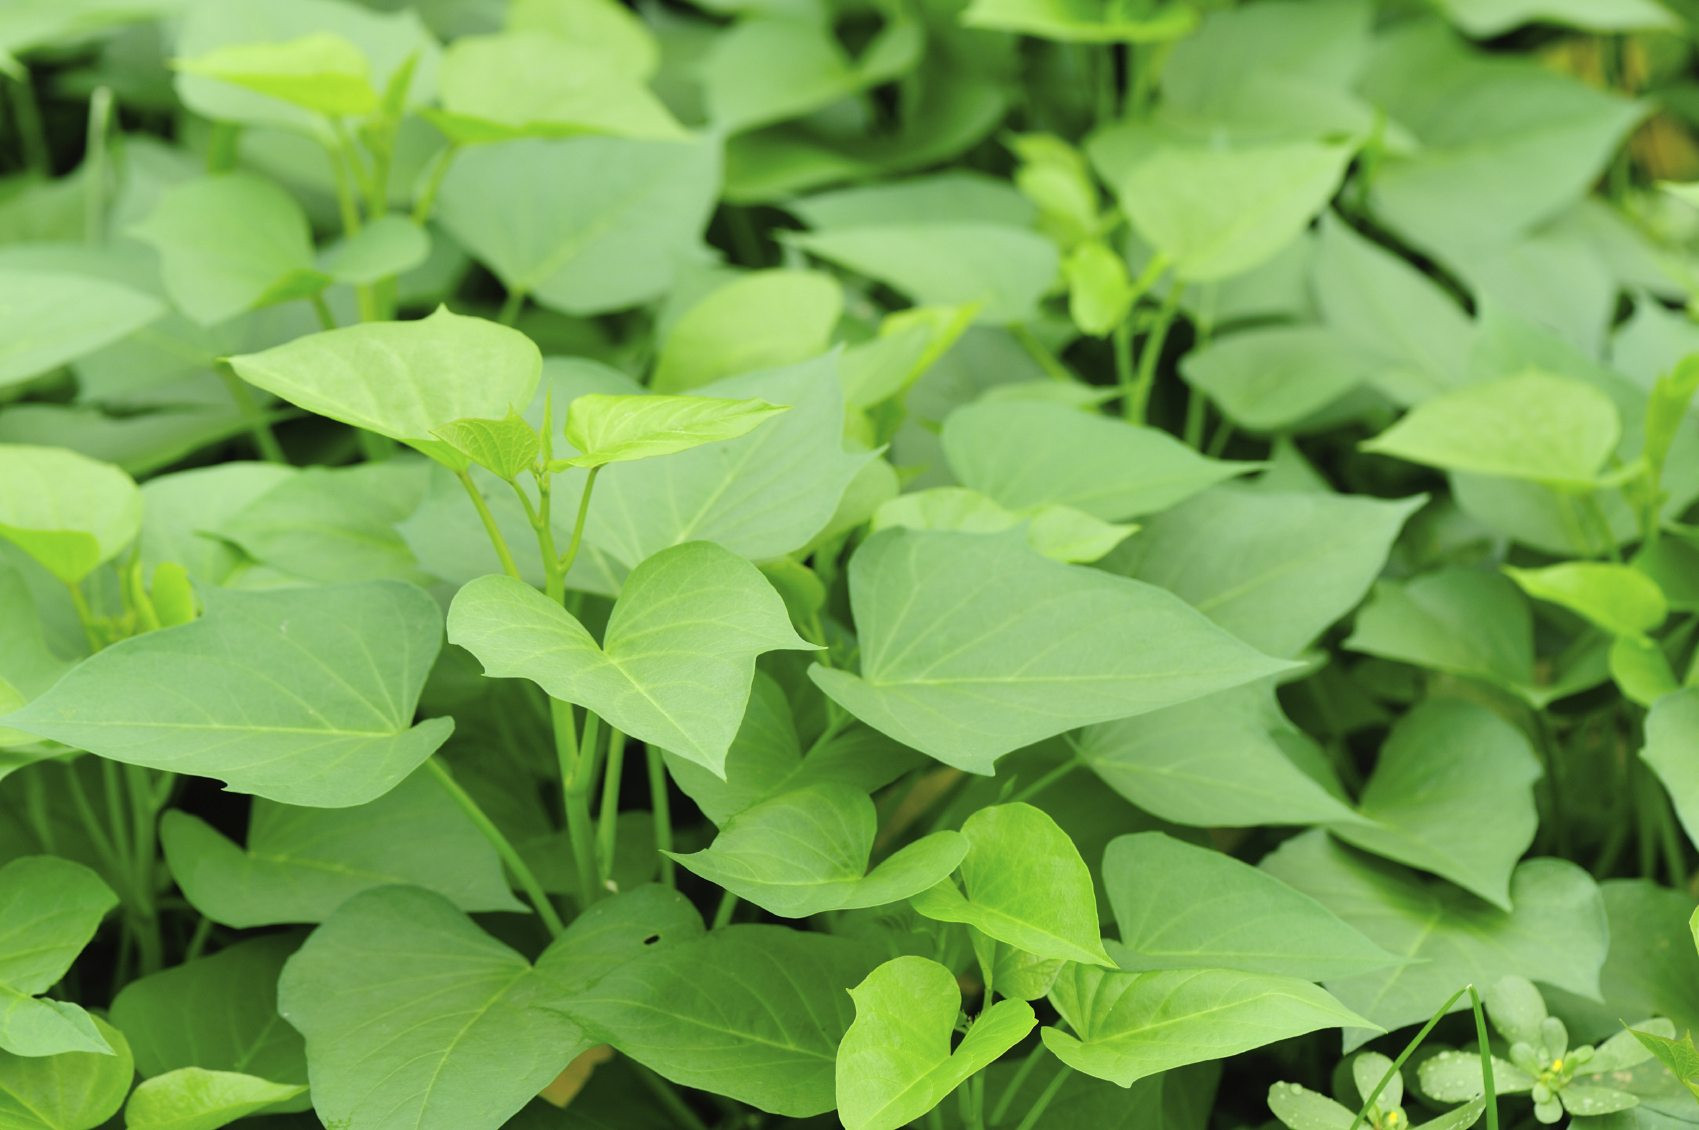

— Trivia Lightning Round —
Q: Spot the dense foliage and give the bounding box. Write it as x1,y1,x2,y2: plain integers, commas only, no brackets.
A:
6,0,1699,1127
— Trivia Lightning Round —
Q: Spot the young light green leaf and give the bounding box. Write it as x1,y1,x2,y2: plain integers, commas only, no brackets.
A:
436,136,720,315
130,174,328,326
652,270,842,393
110,935,306,1089
1116,488,1422,657
124,1068,306,1130
811,529,1292,773
173,32,379,116
228,306,542,469
872,487,1136,564
560,925,872,1117
789,223,1059,325
282,884,701,1130
1641,688,1699,852
1329,699,1541,910
1064,240,1136,337
1078,685,1364,828
1503,562,1668,640
561,393,789,468
432,31,684,143
448,542,814,774
0,270,163,389
1,582,453,808
836,956,1035,1130
430,413,540,482
0,444,141,584
942,400,1254,521
1361,371,1620,486
160,768,524,927
911,803,1112,967
1628,1026,1699,1099
0,1017,131,1130
1262,832,1608,1041
1097,137,1353,281
1104,833,1403,981
1043,965,1373,1086
0,857,117,1057
668,785,965,918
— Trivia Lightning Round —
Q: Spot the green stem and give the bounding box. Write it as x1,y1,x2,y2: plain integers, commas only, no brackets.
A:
553,698,602,908
1126,283,1183,425
558,465,602,579
498,287,526,326
1469,985,1499,1130
217,365,287,463
1011,324,1073,383
711,889,738,929
9,72,48,175
989,1043,1048,1125
411,144,459,225
455,470,524,581
636,1068,709,1130
184,916,213,962
424,759,565,936
64,581,102,653
966,1072,988,1130
205,121,240,173
83,86,113,245
1112,320,1135,408
1183,384,1207,449
309,292,338,331
1012,1064,1071,1130
1006,758,1079,805
1348,985,1472,1130
595,726,626,885
647,746,676,887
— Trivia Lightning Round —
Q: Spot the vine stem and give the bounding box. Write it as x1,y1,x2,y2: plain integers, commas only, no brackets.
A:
595,726,626,885
1005,757,1079,805
1125,281,1184,425
454,470,523,581
1011,1063,1071,1130
411,143,459,224
498,287,526,326
425,759,564,937
648,746,676,887
558,465,602,578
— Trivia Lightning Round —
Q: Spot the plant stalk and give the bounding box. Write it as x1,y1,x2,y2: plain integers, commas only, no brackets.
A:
425,759,564,936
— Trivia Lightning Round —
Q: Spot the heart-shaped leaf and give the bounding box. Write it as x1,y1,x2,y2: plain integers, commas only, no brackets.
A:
2,582,453,808
448,541,814,774
0,445,141,584
669,784,965,917
173,32,379,116
0,857,117,1057
0,1016,131,1130
836,956,1035,1130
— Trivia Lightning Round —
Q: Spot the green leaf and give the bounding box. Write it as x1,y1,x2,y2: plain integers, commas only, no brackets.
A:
318,214,430,286
873,487,1136,565
652,270,842,393
124,1068,306,1130
1504,562,1668,640
0,444,141,584
431,413,540,482
1345,569,1543,701
562,393,789,469
836,956,1035,1130
789,222,1058,325
669,785,965,918
281,884,701,1130
2,581,453,807
1042,964,1372,1087
130,174,328,327
941,401,1254,521
0,856,116,1006
1628,1027,1699,1099
1095,135,1353,281
911,802,1112,967
560,925,872,1117
1115,487,1421,657
959,0,1197,43
110,935,306,1088
1641,688,1699,852
1181,327,1380,432
160,768,524,927
1262,832,1608,1040
585,356,867,568
1078,685,1364,828
1104,833,1403,981
812,529,1292,773
1065,240,1135,336
448,542,813,774
431,31,683,143
1361,371,1620,487
1329,700,1541,909
228,306,542,470
173,32,379,116
1436,0,1676,36
0,1016,131,1130
436,136,720,315
0,270,163,390
1485,974,1548,1045
1267,1082,1354,1130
